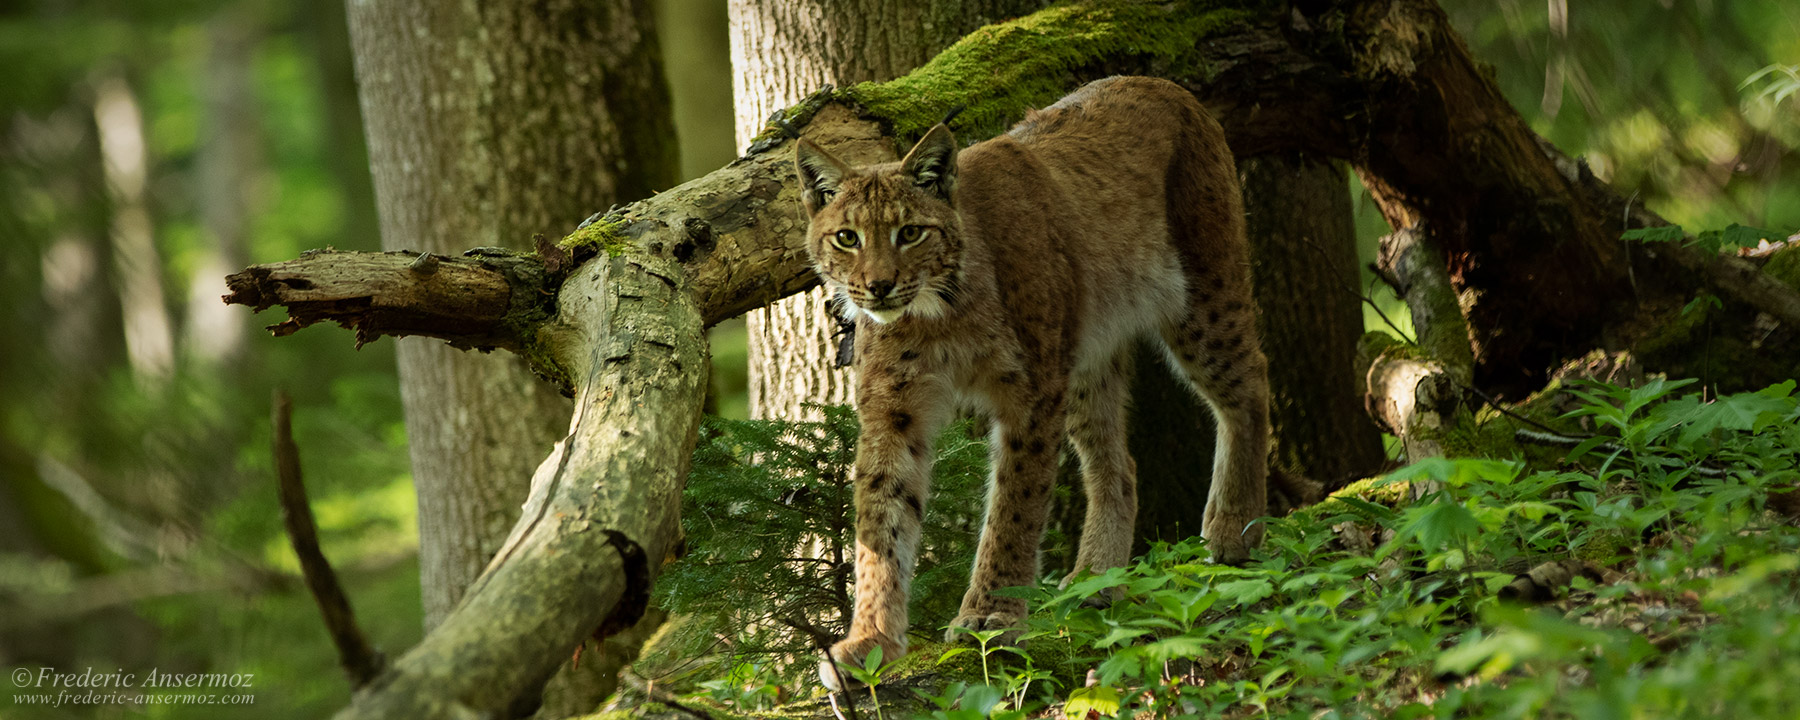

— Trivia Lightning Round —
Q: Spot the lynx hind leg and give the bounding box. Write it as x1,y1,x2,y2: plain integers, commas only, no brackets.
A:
1062,346,1138,593
1159,100,1269,564
1161,298,1270,565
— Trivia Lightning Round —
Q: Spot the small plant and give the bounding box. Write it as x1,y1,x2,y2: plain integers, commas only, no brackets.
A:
941,626,1012,687
836,645,891,720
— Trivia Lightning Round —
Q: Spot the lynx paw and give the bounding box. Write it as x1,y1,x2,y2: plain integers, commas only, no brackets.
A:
818,635,904,692
1202,507,1264,566
943,610,1026,644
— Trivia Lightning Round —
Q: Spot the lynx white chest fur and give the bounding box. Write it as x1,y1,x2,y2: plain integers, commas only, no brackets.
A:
793,76,1269,681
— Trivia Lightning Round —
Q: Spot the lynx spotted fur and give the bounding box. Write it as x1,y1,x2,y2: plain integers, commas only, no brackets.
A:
793,76,1269,684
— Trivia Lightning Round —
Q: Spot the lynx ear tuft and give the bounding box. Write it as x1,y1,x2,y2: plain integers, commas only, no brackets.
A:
900,124,958,202
795,138,851,215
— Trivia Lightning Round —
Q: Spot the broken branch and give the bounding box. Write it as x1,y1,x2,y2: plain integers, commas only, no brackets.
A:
273,389,385,689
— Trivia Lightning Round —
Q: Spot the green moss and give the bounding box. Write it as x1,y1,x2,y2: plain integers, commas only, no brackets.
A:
559,216,632,257
886,639,981,681
1765,247,1800,289
838,1,1261,143
515,330,575,393
1360,330,1412,360
1289,475,1416,525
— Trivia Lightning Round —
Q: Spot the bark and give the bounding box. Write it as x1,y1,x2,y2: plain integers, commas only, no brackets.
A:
1363,225,1474,473
1243,155,1386,491
345,0,677,634
730,0,1046,421
274,390,384,688
223,249,557,357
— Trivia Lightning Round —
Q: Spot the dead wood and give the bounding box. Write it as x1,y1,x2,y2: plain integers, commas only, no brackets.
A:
273,389,385,688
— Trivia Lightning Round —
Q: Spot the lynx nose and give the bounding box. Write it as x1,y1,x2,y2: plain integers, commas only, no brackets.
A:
867,280,896,299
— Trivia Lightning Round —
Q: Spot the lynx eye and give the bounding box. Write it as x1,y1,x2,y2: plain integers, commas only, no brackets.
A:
830,229,861,251
896,225,925,247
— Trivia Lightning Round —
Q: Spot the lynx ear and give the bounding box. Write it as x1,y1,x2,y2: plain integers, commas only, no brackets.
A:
900,124,957,202
795,138,851,215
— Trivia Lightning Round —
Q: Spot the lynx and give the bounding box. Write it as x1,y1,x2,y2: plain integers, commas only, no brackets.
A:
793,76,1269,683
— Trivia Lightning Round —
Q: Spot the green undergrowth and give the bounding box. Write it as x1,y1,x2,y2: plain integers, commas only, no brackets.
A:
630,378,1799,719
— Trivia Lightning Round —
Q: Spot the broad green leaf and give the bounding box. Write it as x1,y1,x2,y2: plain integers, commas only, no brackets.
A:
1621,225,1686,243
1142,634,1210,661
1095,625,1152,648
1063,686,1121,717
1215,578,1275,606
959,684,1004,716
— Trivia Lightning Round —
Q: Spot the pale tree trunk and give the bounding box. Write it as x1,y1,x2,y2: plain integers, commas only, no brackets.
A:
729,0,1044,421
93,76,174,387
185,7,259,365
345,0,674,710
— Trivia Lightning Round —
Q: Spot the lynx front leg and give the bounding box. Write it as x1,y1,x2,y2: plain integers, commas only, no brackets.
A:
824,377,947,686
946,399,1064,642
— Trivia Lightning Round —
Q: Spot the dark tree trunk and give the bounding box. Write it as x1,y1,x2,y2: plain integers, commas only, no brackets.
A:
1242,155,1387,491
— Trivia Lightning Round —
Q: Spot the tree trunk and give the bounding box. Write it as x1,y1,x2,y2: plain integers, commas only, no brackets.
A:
185,6,260,366
1242,155,1387,491
729,0,1045,421
94,75,174,386
345,0,677,636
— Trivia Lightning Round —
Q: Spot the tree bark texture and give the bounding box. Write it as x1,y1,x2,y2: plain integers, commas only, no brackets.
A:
729,0,1045,421
1365,224,1474,477
1242,155,1386,491
345,0,677,630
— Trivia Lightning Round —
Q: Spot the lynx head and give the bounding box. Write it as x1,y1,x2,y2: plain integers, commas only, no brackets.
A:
795,124,963,324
